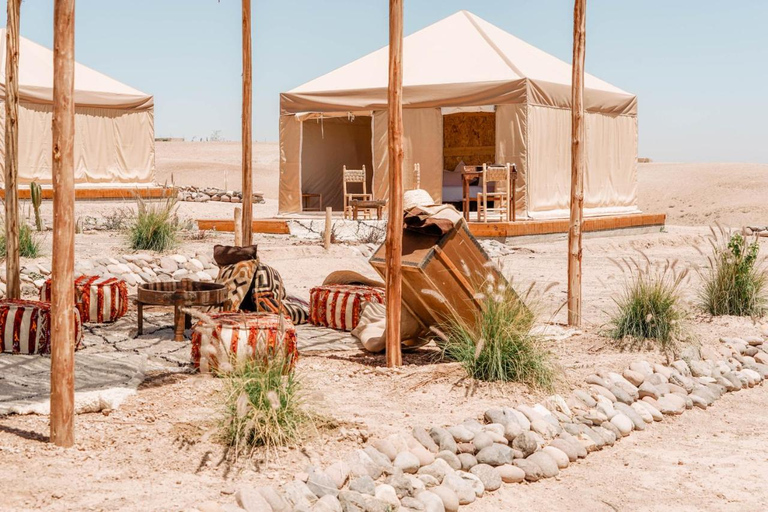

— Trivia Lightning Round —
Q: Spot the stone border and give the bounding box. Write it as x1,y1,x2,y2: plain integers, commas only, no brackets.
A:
199,331,768,512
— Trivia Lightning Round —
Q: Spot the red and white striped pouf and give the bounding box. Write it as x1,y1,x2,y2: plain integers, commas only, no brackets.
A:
309,284,385,331
0,299,82,355
190,312,298,374
40,275,129,323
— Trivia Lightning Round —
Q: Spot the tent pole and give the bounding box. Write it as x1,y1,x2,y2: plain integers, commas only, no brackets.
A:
50,0,76,447
4,0,20,299
568,0,586,327
241,0,253,246
385,0,404,367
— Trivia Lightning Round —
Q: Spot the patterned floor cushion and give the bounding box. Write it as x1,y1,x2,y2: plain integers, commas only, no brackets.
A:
0,299,82,355
309,284,385,331
190,312,298,373
40,275,128,323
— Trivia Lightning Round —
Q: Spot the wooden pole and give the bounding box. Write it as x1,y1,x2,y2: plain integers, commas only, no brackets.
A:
50,0,76,447
241,0,253,246
324,207,332,251
4,0,21,299
233,206,243,246
385,0,404,367
567,0,586,327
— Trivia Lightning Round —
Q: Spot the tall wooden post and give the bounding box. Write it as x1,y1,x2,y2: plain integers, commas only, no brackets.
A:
567,0,586,327
385,0,404,367
241,0,253,246
4,0,21,299
50,0,76,447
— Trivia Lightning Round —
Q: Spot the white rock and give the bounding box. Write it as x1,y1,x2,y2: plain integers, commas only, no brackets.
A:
159,257,177,272
374,484,400,508
542,446,569,469
172,269,189,280
197,271,213,282
610,414,633,436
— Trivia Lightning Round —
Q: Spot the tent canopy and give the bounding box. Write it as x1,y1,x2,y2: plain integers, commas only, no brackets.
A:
281,10,635,115
0,28,153,110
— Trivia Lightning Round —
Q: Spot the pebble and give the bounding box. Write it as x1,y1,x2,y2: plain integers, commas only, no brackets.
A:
410,445,435,467
429,427,458,454
338,491,391,512
348,476,376,496
630,402,654,423
656,394,686,415
307,469,339,498
459,471,485,498
394,451,421,474
527,452,559,478
442,473,476,505
400,497,426,511
311,495,342,512
429,486,459,512
417,458,453,483
374,484,400,508
614,403,647,430
281,481,317,510
235,487,273,512
372,439,397,462
345,450,381,479
548,438,579,462
256,486,290,512
413,427,440,453
512,459,542,482
497,464,526,483
436,451,461,471
541,446,570,469
415,490,447,512
363,447,393,473
635,400,663,422
609,385,634,405
457,453,478,471
469,464,501,492
447,425,474,443
476,444,515,466
512,431,540,457
610,413,634,436
622,369,646,386
472,431,494,451
638,381,661,400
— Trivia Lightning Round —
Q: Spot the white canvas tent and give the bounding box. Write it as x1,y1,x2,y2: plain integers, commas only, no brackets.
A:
0,29,155,185
279,10,638,219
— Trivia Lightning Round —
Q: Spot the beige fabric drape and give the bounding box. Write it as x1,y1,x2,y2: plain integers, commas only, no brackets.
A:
372,108,443,204
279,115,302,213
526,105,571,216
0,101,154,184
495,104,528,218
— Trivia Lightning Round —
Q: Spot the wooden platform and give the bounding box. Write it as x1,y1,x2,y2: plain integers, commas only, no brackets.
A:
196,219,291,235
196,212,666,238
468,213,666,238
0,186,173,200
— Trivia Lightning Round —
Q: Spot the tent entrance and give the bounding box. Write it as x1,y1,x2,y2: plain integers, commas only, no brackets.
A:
441,111,496,208
300,116,373,212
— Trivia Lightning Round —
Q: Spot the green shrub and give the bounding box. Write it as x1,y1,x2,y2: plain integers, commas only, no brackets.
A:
435,273,556,390
0,222,42,258
222,354,316,458
699,229,767,317
127,196,180,252
608,257,688,355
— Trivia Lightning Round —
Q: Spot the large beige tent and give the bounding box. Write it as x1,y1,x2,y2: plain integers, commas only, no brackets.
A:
0,29,154,185
279,10,638,219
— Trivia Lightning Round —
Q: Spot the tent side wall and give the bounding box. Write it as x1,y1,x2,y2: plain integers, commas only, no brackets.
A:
279,114,303,213
525,104,638,218
372,108,443,204
495,104,528,218
0,100,155,185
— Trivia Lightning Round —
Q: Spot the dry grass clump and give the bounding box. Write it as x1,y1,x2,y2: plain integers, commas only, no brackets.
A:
127,196,181,252
0,220,42,258
698,227,767,317
607,255,688,356
435,266,557,391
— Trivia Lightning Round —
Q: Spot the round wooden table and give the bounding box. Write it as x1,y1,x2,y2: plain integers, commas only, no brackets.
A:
136,279,226,341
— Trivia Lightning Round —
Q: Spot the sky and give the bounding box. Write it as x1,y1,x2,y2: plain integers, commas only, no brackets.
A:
10,0,768,163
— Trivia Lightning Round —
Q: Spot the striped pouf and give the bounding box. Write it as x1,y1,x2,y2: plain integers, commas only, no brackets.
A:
190,312,298,374
40,275,128,323
309,284,385,331
0,299,82,355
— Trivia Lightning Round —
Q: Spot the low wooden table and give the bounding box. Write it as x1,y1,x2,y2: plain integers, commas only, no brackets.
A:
302,193,323,211
350,199,386,220
136,279,226,341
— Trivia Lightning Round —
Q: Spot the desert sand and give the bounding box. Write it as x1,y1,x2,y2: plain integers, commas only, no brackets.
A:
0,142,767,511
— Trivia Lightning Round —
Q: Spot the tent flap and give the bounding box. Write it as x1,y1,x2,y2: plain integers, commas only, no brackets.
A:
495,104,528,217
279,115,302,213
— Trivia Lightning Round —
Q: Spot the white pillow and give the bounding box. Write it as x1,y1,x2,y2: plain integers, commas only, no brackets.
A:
453,160,466,173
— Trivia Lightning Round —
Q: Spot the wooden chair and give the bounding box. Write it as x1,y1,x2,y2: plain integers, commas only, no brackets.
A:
477,163,511,223
343,165,372,219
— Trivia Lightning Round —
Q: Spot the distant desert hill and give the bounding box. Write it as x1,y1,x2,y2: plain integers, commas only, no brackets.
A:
156,142,768,228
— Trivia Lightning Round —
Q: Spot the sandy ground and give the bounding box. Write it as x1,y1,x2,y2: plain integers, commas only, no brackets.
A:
0,143,767,511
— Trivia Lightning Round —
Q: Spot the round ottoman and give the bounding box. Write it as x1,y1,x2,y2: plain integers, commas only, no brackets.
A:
0,299,82,355
309,284,385,331
191,312,298,374
40,275,128,323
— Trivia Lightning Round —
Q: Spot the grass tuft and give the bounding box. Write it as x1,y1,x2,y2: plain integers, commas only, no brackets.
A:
0,221,42,258
127,196,181,252
607,255,688,356
698,227,767,317
435,269,557,391
221,354,316,459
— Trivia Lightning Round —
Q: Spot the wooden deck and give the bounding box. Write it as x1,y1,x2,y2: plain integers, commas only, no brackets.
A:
196,212,666,238
468,212,666,238
0,186,173,200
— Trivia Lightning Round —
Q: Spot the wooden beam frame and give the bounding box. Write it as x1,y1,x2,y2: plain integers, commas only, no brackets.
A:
568,0,586,327
385,0,404,367
50,0,77,447
241,0,253,246
4,0,20,299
